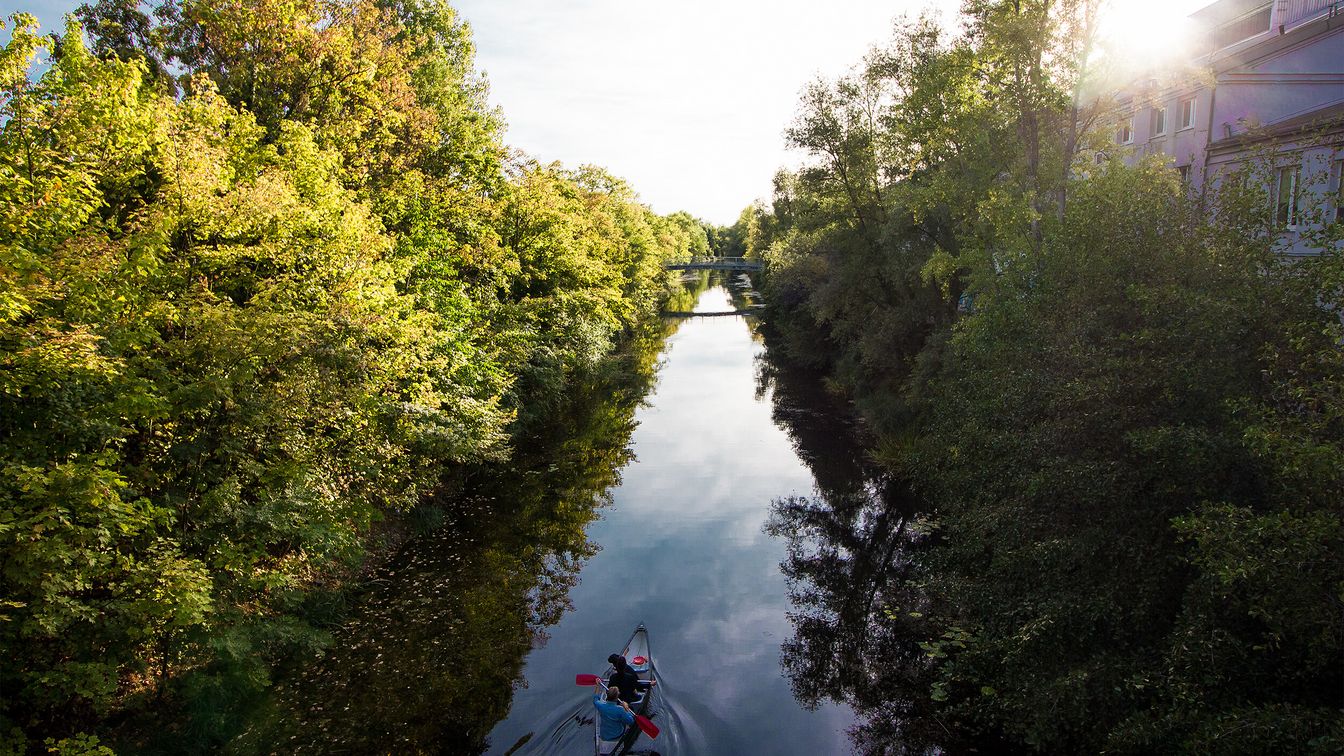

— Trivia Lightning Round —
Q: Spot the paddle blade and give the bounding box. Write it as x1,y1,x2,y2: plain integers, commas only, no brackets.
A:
635,714,660,739
576,674,601,686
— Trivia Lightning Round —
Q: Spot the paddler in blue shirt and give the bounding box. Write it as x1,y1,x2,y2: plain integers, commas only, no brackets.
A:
592,683,635,754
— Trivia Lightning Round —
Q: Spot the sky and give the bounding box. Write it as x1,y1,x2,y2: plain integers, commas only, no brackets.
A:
10,0,1215,224
453,0,963,223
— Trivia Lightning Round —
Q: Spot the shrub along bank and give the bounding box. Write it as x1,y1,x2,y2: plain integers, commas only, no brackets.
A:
735,4,1343,753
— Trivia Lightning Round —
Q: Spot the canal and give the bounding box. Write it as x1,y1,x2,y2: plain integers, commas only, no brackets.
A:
236,275,898,754
484,281,856,754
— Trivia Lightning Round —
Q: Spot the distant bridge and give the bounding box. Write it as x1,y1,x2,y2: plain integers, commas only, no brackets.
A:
665,256,763,272
662,307,764,318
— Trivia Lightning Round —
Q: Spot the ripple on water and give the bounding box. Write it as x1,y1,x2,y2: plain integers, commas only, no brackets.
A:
496,675,714,756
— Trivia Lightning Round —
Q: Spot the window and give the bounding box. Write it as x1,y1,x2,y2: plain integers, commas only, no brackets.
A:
1274,165,1300,229
1179,97,1195,130
1117,118,1134,144
1152,107,1167,136
1178,164,1192,184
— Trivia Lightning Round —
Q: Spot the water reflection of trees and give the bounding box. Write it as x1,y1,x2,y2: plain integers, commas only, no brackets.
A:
662,269,712,313
663,270,766,341
232,330,667,755
759,352,950,755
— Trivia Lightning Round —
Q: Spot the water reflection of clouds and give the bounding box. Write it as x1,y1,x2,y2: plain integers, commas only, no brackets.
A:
486,287,853,755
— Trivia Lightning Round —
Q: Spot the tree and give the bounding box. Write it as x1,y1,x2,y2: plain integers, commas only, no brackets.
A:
1,4,695,748
906,161,1342,752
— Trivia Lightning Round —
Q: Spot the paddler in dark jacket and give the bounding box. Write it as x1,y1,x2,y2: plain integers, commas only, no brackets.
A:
607,654,648,704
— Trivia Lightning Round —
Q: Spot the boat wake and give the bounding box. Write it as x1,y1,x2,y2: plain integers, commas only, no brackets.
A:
493,672,712,755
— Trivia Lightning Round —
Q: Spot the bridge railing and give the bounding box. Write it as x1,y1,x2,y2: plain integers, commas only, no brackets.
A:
665,256,763,270
686,255,754,264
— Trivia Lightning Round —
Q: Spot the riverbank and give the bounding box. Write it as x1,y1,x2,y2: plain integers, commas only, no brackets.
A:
742,157,1344,756
0,5,721,751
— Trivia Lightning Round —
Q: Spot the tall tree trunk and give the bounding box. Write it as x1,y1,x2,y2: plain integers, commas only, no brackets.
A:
1060,0,1101,221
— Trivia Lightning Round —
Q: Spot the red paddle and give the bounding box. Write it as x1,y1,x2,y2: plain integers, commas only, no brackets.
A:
575,674,661,739
633,713,660,739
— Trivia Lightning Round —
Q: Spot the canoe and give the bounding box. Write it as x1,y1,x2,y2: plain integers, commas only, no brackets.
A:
593,622,654,756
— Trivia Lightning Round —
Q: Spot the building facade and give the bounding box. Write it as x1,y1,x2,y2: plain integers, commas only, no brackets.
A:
1111,0,1344,256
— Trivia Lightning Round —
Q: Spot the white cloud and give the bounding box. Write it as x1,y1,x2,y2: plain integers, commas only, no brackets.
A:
457,0,963,224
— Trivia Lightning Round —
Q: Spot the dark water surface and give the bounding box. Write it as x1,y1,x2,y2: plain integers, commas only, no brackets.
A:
484,285,855,755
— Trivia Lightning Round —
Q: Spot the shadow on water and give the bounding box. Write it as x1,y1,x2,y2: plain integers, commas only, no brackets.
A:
229,271,741,754
230,324,676,754
756,347,958,755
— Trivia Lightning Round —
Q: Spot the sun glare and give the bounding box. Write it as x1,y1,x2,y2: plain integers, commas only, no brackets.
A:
1098,0,1206,74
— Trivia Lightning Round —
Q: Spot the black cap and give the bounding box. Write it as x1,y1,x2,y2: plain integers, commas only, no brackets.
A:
608,654,623,665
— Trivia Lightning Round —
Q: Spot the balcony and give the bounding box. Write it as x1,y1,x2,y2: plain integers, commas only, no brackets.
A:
1276,0,1341,31
1195,0,1340,56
